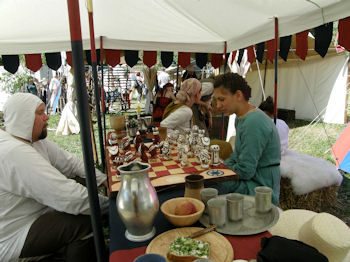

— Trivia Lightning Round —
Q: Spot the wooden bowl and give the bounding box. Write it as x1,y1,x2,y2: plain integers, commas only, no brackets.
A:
161,197,204,227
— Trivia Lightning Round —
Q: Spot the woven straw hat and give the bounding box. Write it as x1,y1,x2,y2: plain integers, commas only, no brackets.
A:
270,210,350,262
299,213,350,262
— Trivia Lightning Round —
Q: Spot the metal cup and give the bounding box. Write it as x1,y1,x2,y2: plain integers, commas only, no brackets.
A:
207,197,226,227
226,193,244,221
200,188,218,215
254,186,272,213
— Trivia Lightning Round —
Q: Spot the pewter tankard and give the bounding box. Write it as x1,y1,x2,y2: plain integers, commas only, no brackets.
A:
117,160,159,242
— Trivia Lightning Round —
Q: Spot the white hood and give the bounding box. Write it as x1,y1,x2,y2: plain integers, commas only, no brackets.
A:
3,93,43,142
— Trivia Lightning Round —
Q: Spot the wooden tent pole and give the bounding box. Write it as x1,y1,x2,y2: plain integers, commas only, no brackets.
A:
66,0,107,261
87,0,106,171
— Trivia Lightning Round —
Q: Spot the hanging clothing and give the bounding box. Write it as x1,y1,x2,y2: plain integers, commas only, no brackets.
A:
221,109,281,205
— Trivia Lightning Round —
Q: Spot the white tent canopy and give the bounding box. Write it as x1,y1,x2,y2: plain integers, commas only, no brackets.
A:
0,0,350,55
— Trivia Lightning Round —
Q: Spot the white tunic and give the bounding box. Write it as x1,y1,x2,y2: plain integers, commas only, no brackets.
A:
0,131,108,262
0,93,108,262
160,105,192,135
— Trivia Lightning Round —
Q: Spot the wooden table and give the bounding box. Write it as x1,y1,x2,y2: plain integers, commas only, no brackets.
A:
105,134,238,196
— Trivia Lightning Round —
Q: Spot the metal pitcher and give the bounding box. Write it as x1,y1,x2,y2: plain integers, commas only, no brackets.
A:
117,160,159,242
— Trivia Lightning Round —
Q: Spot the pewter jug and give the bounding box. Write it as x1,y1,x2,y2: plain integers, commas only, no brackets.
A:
117,160,159,242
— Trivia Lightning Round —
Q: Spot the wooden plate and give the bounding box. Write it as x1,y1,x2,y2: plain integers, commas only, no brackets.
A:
146,227,234,262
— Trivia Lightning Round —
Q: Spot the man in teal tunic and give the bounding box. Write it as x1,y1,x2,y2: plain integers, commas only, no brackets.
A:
213,73,281,205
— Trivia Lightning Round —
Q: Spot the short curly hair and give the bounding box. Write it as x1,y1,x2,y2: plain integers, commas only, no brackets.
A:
214,73,251,100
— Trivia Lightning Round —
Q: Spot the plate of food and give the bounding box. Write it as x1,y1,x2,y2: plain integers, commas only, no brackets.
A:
146,227,233,262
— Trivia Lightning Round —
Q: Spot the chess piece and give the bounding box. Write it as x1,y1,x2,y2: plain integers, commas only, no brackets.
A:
152,127,160,145
133,131,143,152
108,132,118,146
138,143,149,163
180,143,190,167
202,137,211,151
210,144,220,165
108,145,119,161
148,143,158,159
177,134,186,162
113,155,124,176
199,149,211,169
124,150,135,163
121,136,131,151
162,141,171,160
158,141,164,156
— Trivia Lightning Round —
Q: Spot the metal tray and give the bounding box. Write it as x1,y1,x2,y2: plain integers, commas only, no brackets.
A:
199,194,279,236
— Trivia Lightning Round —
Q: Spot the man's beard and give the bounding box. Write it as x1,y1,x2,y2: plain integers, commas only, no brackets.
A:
39,127,47,140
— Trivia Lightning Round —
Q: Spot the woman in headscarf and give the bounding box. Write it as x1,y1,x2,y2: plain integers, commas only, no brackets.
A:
160,78,202,135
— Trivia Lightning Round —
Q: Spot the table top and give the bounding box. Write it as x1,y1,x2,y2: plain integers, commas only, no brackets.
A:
105,134,238,196
109,187,272,262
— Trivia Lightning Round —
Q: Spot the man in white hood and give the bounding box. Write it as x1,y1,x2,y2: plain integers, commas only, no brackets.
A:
0,93,108,262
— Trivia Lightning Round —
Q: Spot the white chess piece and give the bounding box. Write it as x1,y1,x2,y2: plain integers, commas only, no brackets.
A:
210,144,220,165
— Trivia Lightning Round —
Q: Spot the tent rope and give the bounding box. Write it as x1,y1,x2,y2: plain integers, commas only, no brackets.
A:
289,51,336,157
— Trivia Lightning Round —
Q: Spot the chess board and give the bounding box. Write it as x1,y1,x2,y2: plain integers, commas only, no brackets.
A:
106,134,237,193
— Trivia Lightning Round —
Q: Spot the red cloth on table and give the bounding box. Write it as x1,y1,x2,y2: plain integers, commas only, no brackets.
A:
109,231,271,262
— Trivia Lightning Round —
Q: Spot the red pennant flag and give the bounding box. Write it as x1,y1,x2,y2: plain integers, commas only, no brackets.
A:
231,51,237,64
105,49,120,67
247,46,255,64
143,51,157,68
266,39,276,63
66,52,73,67
178,52,191,68
25,54,42,72
296,30,309,60
210,53,223,68
338,17,350,52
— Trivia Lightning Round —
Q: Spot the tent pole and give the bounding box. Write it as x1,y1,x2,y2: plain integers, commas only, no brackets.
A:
66,1,107,261
100,37,107,171
87,1,106,172
274,17,279,124
221,42,228,140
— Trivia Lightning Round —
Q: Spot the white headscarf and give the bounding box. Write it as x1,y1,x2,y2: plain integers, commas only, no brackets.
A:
3,93,43,142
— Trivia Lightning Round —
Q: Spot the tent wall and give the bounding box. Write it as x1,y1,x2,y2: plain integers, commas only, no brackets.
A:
246,53,349,124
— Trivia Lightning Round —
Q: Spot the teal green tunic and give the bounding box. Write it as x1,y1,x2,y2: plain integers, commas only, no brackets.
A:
222,109,281,205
